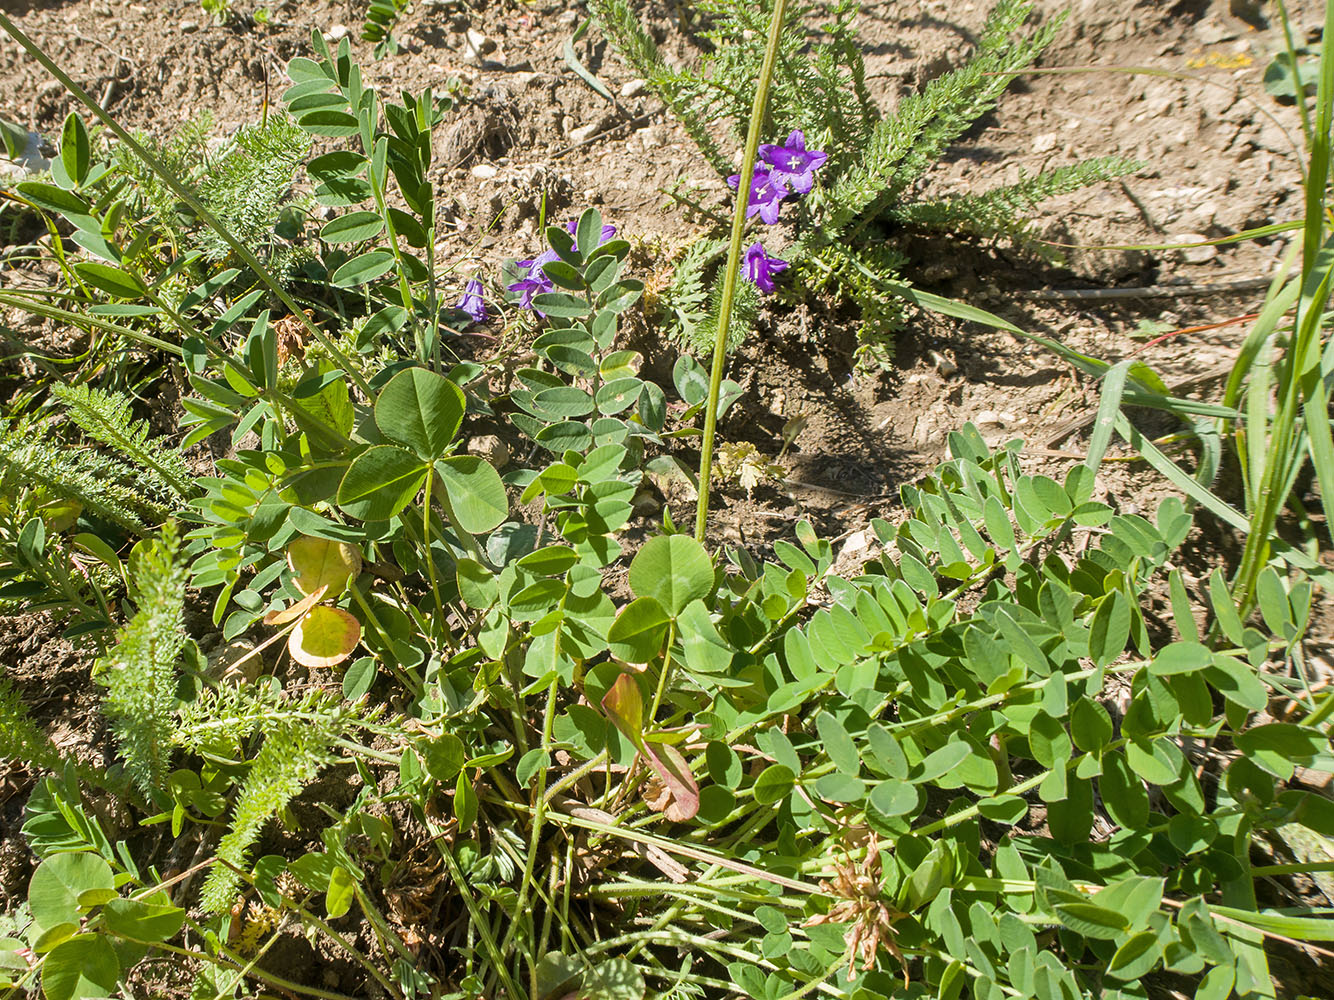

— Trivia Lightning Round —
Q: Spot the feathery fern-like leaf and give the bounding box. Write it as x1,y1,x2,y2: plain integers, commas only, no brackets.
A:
95,522,187,795
891,155,1144,246
51,383,193,500
0,418,166,534
0,679,69,775
199,709,343,913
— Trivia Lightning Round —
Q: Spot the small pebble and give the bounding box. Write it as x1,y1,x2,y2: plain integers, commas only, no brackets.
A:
928,350,957,376
466,28,496,54
467,435,510,469
620,78,647,98
180,19,199,32
1174,232,1217,264
326,23,350,41
569,123,600,144
471,163,498,179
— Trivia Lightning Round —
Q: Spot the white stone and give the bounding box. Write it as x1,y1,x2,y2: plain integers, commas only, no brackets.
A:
1174,233,1217,264
466,28,496,54
569,123,600,144
471,163,498,179
326,23,350,41
1032,132,1058,154
620,78,647,98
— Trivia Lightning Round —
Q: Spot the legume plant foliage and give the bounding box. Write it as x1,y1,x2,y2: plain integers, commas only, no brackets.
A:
0,5,1332,1000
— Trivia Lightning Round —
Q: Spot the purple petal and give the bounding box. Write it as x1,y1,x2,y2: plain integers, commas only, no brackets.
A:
756,198,783,225
455,277,487,324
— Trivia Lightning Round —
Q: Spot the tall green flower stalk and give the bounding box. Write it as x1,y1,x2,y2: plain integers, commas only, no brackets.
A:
695,0,792,542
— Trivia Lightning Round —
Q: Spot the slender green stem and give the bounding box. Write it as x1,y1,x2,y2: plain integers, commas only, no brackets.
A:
694,0,791,542
647,620,677,722
424,814,526,1000
544,749,609,804
0,291,182,355
498,677,560,991
419,480,448,631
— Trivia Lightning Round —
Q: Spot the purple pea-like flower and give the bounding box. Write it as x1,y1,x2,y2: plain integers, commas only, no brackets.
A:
455,278,487,325
564,218,618,244
507,249,560,312
727,166,790,225
743,242,788,294
758,129,827,195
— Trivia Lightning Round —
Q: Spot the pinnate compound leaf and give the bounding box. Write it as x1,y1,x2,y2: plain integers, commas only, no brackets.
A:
375,367,466,459
331,250,396,286
74,262,145,299
319,210,385,244
289,606,361,667
325,866,355,918
422,733,465,782
870,779,919,817
677,599,732,673
753,764,795,805
1053,902,1128,940
1235,723,1326,760
1089,590,1130,667
1070,696,1113,752
1107,929,1162,980
628,534,714,615
60,111,90,187
1148,640,1211,675
435,456,508,533
16,181,89,217
815,712,861,776
912,741,971,784
287,536,362,598
1205,653,1269,711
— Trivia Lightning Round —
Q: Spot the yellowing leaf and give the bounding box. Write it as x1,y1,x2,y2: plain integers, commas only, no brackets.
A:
263,585,327,626
289,605,362,668
287,535,362,599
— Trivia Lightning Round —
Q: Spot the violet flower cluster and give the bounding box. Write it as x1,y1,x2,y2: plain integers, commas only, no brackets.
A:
726,129,827,295
507,218,617,314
